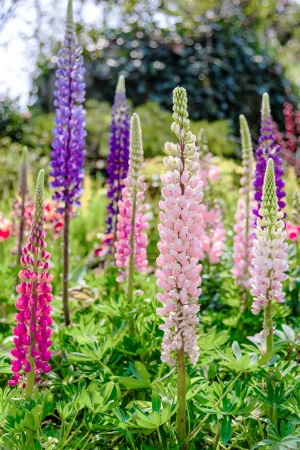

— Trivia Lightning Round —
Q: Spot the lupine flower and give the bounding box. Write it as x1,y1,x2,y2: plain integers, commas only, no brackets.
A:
251,159,288,319
11,149,33,258
0,213,10,241
273,103,300,178
94,233,114,258
198,128,221,188
50,0,86,209
200,205,225,264
232,115,256,290
44,199,66,237
286,222,300,241
292,191,300,223
12,198,66,242
283,102,297,154
106,75,130,237
115,113,148,283
197,128,225,264
49,0,86,325
254,93,285,218
9,170,53,391
156,87,204,366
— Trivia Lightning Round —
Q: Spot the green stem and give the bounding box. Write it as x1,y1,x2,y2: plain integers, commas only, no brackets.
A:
177,345,187,448
63,203,70,326
272,406,278,427
128,184,137,336
186,372,242,444
25,254,38,398
213,422,221,450
158,426,164,450
264,301,273,353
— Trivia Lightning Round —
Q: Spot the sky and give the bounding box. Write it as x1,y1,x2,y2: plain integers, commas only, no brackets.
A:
0,0,101,109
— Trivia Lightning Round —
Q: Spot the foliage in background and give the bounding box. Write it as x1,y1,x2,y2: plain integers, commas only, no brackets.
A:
32,3,299,137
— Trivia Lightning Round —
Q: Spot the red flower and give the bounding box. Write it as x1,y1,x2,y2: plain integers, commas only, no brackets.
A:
0,214,11,241
286,221,300,241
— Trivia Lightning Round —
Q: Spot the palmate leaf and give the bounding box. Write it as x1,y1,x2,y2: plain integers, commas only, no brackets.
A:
118,377,150,389
218,342,274,372
251,435,300,449
253,381,294,408
197,327,229,354
128,403,178,433
129,361,151,384
220,415,232,445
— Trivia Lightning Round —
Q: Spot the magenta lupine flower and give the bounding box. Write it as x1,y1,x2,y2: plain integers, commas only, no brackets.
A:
253,93,285,218
232,115,256,290
9,170,53,389
50,0,86,208
251,159,288,316
115,113,148,282
106,75,130,236
156,87,204,366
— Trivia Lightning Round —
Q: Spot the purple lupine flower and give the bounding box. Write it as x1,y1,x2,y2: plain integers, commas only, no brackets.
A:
106,75,130,236
253,93,285,218
50,0,86,208
49,0,86,325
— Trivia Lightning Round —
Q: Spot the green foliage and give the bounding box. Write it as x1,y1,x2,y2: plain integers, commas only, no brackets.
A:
34,20,298,136
0,128,299,449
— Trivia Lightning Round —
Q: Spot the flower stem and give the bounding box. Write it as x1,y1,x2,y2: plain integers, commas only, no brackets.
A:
63,203,70,326
186,372,242,445
177,345,187,448
213,422,221,450
264,301,273,353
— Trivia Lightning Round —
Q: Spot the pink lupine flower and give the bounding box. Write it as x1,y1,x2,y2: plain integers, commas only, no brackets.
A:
251,159,288,319
198,128,221,188
156,87,204,366
286,221,300,241
9,170,53,392
0,213,11,241
197,128,225,264
13,197,68,245
44,199,67,238
115,113,148,282
232,115,256,291
199,205,225,264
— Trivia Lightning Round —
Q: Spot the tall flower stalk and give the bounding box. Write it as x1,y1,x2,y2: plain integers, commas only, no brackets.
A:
12,148,34,264
50,0,86,325
254,93,285,219
232,115,255,299
115,113,148,300
9,170,53,397
156,87,203,445
106,75,130,242
251,159,288,353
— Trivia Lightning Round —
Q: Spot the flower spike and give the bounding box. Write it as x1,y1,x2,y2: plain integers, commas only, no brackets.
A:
232,115,256,293
9,170,53,395
106,75,130,237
